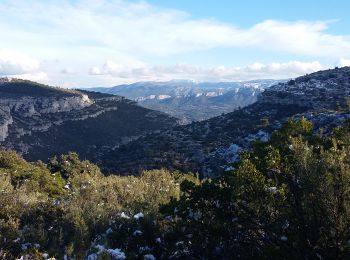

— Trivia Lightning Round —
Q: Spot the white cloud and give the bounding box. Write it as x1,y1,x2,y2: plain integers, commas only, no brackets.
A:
0,49,39,75
0,49,48,82
337,58,350,67
89,66,102,75
90,60,323,82
12,72,48,82
243,20,350,58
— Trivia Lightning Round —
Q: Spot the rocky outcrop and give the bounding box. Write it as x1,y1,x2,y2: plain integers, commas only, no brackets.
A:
0,90,95,142
0,107,13,142
0,95,122,142
0,94,92,116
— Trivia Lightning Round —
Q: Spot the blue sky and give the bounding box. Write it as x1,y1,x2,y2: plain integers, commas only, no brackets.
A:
0,0,350,87
147,0,350,31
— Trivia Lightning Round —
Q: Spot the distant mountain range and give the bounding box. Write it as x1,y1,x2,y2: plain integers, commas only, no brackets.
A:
86,79,281,123
0,78,178,163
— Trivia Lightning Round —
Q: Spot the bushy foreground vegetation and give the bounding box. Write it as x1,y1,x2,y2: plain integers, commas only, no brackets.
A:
1,118,350,259
0,152,195,259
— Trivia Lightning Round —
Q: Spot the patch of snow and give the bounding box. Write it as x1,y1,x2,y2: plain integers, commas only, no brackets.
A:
133,230,143,236
175,241,184,247
157,95,171,100
134,212,144,220
107,248,126,260
280,236,288,242
224,166,235,172
217,144,242,164
64,182,70,190
205,91,222,97
144,254,156,260
87,253,98,260
283,220,290,229
268,187,277,194
120,212,130,219
106,227,113,235
246,130,270,143
95,244,105,253
185,234,193,239
21,242,31,251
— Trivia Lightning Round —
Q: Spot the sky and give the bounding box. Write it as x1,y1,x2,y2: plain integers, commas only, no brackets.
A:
0,0,350,87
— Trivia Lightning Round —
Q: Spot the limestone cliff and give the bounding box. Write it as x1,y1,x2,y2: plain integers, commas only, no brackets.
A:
0,79,178,165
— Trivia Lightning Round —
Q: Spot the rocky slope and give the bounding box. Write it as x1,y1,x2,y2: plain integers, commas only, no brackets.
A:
87,80,280,123
0,78,178,163
102,67,350,176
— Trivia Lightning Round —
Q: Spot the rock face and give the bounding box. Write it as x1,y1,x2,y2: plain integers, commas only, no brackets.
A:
87,79,280,123
0,107,13,142
101,67,350,177
0,78,93,142
0,78,178,164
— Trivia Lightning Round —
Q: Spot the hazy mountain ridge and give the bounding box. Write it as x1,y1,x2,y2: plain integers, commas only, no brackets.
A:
87,79,281,123
0,78,178,163
102,67,350,176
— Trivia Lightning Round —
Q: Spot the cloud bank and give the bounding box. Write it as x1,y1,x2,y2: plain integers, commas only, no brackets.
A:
2,1,349,58
337,58,350,67
0,1,349,85
0,49,48,81
0,49,39,75
89,60,323,82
